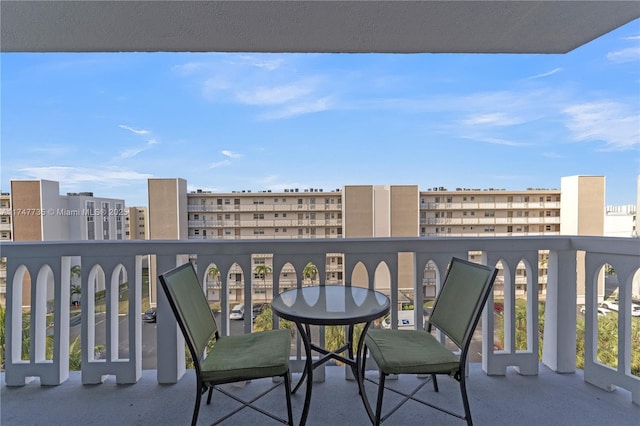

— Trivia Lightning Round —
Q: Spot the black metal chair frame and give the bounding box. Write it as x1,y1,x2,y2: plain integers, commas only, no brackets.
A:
159,263,294,426
358,257,498,425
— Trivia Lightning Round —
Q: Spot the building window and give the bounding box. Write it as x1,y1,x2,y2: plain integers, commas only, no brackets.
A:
253,229,265,235
484,211,495,217
253,213,264,220
253,199,264,205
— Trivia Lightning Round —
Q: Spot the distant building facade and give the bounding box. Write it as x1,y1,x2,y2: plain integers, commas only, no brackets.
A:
6,180,127,307
125,207,149,240
10,180,126,242
147,175,611,305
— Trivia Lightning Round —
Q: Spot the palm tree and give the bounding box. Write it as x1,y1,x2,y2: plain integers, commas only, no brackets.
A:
207,265,221,287
302,262,318,286
254,264,272,302
70,265,81,307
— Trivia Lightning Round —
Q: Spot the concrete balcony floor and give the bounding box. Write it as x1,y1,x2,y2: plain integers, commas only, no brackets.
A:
2,364,639,426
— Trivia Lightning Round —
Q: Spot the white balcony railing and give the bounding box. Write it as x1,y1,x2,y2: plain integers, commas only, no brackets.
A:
1,236,639,405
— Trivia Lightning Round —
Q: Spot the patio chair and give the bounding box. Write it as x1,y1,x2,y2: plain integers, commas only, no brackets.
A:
159,263,294,425
358,257,498,425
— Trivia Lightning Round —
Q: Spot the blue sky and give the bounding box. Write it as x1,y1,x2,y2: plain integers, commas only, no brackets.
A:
2,20,639,207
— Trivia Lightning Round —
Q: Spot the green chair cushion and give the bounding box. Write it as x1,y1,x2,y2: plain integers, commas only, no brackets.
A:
202,329,292,384
365,329,460,376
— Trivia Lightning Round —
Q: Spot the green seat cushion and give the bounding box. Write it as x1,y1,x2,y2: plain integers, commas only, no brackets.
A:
365,329,460,376
201,329,291,384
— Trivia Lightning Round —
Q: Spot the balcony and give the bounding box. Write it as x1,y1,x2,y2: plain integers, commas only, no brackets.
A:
3,362,639,426
1,236,639,425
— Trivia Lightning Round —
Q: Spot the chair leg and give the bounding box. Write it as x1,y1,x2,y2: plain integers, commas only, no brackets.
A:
206,385,213,404
374,373,386,426
192,379,203,426
459,374,473,426
284,371,294,425
431,374,439,392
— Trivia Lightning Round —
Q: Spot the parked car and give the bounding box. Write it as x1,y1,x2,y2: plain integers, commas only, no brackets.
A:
600,300,619,311
580,306,612,316
229,304,245,320
598,300,640,317
381,310,415,330
142,307,157,323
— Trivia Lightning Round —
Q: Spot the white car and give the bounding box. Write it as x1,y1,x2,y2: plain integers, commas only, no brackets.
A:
599,300,640,317
600,300,618,311
580,306,612,316
381,310,415,330
229,304,245,320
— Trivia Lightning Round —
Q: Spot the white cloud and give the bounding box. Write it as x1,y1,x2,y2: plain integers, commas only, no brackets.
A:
18,166,152,184
462,112,525,127
259,97,332,120
209,160,231,169
238,55,284,71
236,82,315,106
462,136,530,147
119,147,147,159
526,68,563,79
563,101,640,150
117,126,159,158
606,46,640,63
118,125,150,135
222,150,242,159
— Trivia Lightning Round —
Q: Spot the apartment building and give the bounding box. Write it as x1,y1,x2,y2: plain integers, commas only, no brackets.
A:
147,176,609,306
6,180,127,307
10,180,126,242
605,205,637,238
0,192,11,241
125,207,149,240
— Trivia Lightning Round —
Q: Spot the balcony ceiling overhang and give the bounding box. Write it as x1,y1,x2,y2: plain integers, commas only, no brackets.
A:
1,1,639,54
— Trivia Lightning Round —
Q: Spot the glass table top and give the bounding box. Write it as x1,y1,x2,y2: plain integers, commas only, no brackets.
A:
271,285,390,326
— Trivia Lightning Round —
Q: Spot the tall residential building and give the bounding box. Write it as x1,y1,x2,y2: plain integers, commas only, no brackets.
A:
0,192,12,241
0,193,10,305
125,207,149,240
147,175,609,305
10,180,126,242
7,180,127,307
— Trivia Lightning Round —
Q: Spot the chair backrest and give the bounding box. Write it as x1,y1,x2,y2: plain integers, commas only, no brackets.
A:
159,263,218,363
428,257,498,352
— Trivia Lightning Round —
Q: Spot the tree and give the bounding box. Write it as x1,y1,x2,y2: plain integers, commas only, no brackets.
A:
70,265,81,307
207,265,221,290
254,264,272,302
302,262,318,286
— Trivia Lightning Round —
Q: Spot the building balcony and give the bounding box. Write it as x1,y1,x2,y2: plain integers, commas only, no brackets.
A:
1,236,639,425
3,362,639,426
